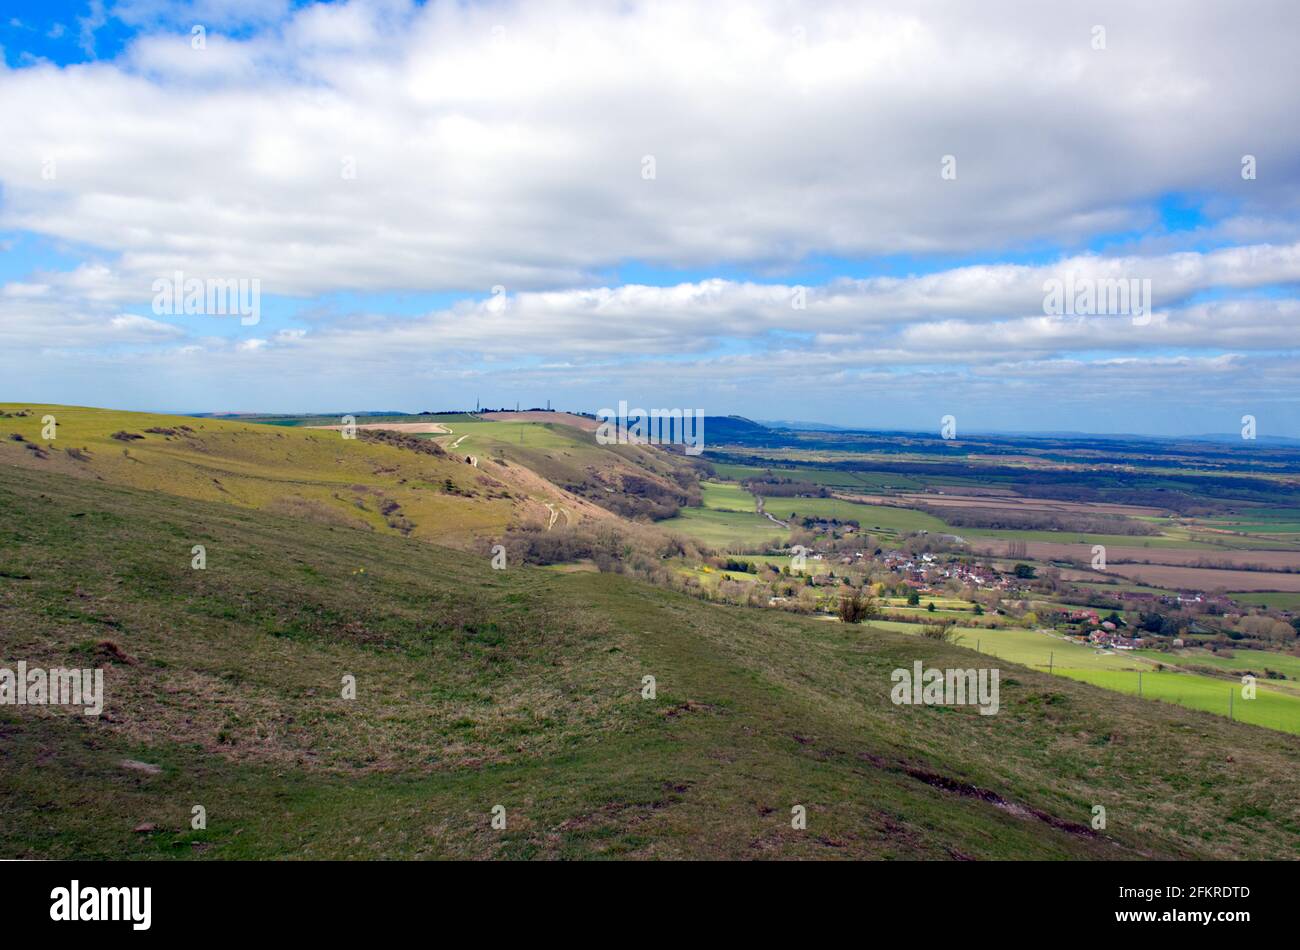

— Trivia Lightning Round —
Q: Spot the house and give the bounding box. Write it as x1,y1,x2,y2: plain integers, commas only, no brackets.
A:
1088,630,1140,650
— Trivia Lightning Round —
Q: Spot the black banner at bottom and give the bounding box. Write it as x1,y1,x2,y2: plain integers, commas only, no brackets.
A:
0,859,1279,936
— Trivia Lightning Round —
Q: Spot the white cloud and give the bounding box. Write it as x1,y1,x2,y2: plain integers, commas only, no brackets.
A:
1,0,1299,297
2,0,1299,432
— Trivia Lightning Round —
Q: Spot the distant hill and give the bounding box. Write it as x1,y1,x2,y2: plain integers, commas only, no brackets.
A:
0,403,712,542
0,403,611,546
698,415,770,442
756,419,855,432
1186,433,1300,445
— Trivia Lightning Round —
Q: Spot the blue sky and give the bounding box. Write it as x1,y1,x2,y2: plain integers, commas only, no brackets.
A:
2,0,1299,435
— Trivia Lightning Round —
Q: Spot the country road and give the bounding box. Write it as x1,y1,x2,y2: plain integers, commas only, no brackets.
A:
755,495,789,528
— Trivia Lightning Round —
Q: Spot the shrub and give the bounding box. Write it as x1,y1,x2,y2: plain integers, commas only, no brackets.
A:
921,619,961,644
838,591,879,624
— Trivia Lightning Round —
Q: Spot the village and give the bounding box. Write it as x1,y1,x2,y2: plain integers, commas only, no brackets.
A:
694,533,1287,657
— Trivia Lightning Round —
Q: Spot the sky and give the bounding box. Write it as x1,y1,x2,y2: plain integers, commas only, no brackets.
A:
1,0,1299,436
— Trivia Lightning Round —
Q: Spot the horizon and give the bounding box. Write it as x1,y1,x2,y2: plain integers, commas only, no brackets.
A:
18,399,1296,444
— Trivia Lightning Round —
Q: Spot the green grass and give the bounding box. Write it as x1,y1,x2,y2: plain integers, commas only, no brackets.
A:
759,497,948,535
1229,591,1300,610
700,480,757,512
659,506,788,551
432,419,585,451
1072,580,1173,596
709,463,924,491
0,402,707,550
1202,509,1300,537
0,403,515,545
959,528,1220,549
5,464,1300,858
1059,669,1300,734
1142,648,1300,682
422,418,704,518
866,622,1300,734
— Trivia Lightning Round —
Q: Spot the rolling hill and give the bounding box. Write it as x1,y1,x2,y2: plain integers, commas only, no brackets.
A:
2,416,1299,859
0,404,705,547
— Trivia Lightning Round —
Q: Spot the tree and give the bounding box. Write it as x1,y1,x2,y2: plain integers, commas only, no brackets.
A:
926,601,936,613
973,602,984,616
1138,611,1175,636
1013,563,1037,579
907,589,921,606
838,591,874,624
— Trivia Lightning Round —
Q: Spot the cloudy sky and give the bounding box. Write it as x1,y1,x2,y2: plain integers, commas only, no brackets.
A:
2,0,1299,435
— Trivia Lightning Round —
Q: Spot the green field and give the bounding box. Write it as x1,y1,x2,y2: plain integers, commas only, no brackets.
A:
1229,591,1300,611
1203,508,1300,538
1060,669,1300,734
960,528,1222,549
759,497,949,535
709,463,924,491
879,595,972,609
426,419,590,453
867,620,1300,734
1143,647,1300,683
700,480,757,512
659,506,788,551
1072,580,1173,596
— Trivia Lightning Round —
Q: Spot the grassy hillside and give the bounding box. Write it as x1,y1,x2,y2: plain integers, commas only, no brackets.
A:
429,418,705,521
2,464,1298,859
0,403,615,546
